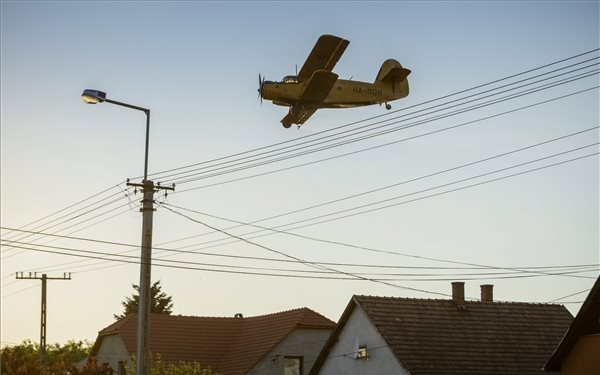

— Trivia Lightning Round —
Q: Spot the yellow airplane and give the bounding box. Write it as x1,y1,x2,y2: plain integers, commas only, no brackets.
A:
258,34,411,128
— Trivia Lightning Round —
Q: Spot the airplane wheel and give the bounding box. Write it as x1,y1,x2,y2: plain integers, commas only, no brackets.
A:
282,121,292,128
385,103,392,110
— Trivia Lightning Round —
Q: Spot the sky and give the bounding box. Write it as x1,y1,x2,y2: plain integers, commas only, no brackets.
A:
1,1,599,348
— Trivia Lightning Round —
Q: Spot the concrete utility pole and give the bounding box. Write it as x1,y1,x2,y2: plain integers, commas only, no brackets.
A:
81,89,174,375
15,272,72,364
126,179,173,375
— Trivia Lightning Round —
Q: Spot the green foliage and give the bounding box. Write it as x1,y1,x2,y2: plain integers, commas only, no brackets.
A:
124,354,218,375
114,280,174,320
0,340,113,375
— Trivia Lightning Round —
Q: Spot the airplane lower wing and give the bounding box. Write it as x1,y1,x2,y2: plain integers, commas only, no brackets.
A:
281,107,318,128
281,70,338,128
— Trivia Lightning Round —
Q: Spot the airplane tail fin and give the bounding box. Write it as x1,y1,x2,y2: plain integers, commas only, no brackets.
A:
375,59,411,94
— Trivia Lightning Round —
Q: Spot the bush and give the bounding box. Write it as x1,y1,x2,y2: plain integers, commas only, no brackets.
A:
0,340,113,375
124,354,218,375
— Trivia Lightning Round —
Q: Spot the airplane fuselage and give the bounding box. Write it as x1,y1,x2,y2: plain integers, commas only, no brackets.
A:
263,77,409,109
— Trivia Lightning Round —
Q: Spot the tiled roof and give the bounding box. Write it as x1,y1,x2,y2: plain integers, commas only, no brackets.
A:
311,295,573,375
91,308,334,375
544,275,600,371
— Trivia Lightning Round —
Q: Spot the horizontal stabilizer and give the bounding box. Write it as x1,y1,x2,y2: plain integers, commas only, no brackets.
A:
381,67,411,83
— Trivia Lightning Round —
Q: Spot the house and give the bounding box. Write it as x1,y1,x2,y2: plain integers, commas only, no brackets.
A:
544,275,600,374
310,282,573,375
90,307,335,375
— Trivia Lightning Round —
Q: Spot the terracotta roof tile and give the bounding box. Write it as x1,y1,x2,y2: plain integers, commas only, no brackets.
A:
354,296,573,375
92,308,334,375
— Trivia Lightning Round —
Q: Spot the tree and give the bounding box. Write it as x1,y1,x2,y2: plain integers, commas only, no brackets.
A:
114,280,173,320
0,340,113,375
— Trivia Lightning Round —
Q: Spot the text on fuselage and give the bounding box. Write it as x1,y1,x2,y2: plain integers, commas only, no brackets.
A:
353,86,382,96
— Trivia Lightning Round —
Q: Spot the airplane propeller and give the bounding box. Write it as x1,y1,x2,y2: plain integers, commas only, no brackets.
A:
257,74,266,104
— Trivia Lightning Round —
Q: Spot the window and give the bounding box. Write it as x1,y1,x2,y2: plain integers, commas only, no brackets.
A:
282,75,302,84
357,344,369,360
284,356,303,375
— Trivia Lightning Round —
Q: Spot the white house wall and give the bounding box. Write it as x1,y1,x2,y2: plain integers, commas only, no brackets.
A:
316,306,410,375
248,328,332,375
94,334,130,373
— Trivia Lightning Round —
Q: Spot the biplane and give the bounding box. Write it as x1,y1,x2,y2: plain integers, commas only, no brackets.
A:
258,34,411,128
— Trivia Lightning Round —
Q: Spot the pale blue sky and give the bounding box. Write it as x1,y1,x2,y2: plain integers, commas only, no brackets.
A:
1,1,599,347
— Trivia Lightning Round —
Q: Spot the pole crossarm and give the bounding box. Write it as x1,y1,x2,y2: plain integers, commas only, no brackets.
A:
127,180,175,191
16,272,72,280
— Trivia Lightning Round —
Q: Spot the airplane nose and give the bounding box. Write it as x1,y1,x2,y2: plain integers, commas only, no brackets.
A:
258,74,266,103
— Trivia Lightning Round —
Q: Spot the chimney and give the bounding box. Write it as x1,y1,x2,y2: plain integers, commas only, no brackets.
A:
451,282,465,304
481,284,494,303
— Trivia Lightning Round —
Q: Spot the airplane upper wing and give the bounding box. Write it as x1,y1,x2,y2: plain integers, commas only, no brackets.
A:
297,35,349,81
281,70,338,127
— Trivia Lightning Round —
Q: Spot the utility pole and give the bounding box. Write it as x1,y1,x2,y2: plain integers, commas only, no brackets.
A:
15,272,72,364
126,179,173,375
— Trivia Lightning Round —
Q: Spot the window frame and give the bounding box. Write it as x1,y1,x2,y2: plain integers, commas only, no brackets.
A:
283,355,304,375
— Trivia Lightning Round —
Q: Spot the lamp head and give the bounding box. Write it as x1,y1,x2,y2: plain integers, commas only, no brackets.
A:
81,89,107,104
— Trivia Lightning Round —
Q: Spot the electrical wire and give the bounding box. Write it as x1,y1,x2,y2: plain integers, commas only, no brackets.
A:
156,126,598,247
1,199,134,261
4,51,597,295
157,147,599,256
142,49,599,183
174,86,599,193
5,138,595,289
2,227,596,274
547,288,594,303
161,66,599,185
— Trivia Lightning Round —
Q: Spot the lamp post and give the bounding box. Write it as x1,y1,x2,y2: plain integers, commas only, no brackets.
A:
81,89,173,375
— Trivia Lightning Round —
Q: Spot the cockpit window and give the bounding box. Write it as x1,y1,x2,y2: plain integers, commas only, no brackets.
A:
282,75,302,84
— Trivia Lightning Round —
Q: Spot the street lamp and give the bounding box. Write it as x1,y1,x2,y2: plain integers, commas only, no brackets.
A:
81,89,173,375
81,89,150,181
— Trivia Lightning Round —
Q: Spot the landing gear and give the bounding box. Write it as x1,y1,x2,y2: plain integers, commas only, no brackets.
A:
385,103,392,110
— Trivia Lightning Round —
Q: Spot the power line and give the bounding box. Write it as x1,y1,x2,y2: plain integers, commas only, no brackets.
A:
165,69,598,186
163,66,598,185
157,126,598,247
4,134,593,286
547,288,594,303
1,185,129,247
158,142,597,284
2,226,596,274
174,86,599,193
6,237,594,282
1,199,134,261
157,147,599,257
4,53,595,267
3,50,597,296
143,49,599,182
5,229,590,298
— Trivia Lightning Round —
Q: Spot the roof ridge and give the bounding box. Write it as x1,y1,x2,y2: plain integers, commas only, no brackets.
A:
243,306,311,319
354,294,569,306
